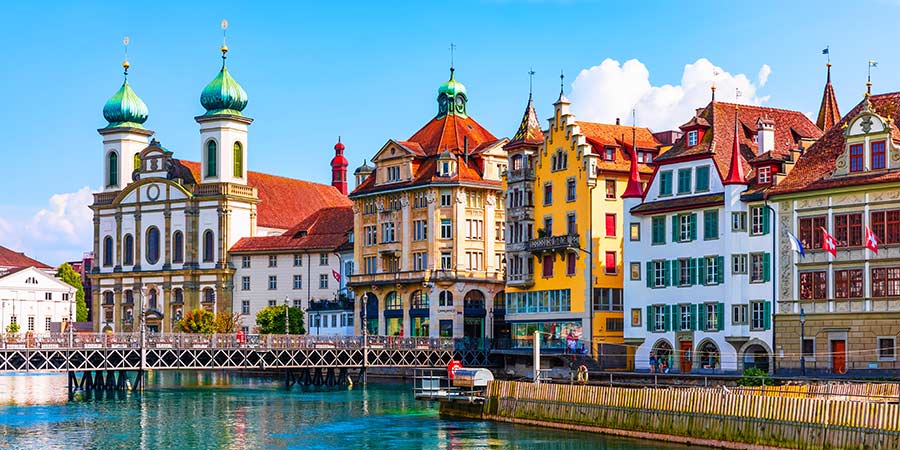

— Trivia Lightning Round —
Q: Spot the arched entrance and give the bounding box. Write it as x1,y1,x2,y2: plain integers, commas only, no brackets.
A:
145,287,161,333
362,293,378,335
463,290,486,340
697,340,721,371
384,291,402,336
651,339,673,373
741,343,771,373
409,290,429,337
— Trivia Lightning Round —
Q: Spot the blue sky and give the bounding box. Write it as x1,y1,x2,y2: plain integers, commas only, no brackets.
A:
1,0,897,264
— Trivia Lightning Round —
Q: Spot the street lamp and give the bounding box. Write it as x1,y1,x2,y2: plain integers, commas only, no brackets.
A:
284,296,290,335
799,308,806,376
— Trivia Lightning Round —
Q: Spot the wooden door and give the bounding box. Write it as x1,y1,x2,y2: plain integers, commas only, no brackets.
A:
680,341,692,373
831,340,846,374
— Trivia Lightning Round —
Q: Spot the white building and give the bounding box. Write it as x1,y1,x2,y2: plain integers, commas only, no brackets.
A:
229,206,355,334
0,247,76,335
623,100,820,373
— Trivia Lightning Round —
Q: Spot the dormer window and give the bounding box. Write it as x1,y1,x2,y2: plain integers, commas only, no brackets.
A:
687,130,698,147
872,140,886,170
440,161,451,176
758,166,771,184
752,134,759,144
604,148,615,161
849,144,864,172
386,166,401,182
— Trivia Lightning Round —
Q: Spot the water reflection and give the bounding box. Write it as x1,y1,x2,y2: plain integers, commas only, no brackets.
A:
0,372,705,450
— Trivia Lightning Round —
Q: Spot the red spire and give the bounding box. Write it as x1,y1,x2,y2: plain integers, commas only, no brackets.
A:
723,107,747,185
621,135,643,199
330,136,349,195
816,63,841,131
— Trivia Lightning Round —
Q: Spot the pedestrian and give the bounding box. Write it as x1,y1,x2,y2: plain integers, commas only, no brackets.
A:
648,351,656,373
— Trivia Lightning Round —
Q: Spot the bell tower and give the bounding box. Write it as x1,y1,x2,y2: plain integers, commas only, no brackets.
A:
331,137,349,195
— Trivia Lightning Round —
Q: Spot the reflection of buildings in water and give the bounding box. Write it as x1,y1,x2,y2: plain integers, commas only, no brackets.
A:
0,373,68,405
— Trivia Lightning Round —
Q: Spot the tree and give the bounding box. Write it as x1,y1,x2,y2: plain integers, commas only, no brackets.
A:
176,308,216,334
5,323,20,334
213,311,241,333
255,306,305,334
56,263,88,322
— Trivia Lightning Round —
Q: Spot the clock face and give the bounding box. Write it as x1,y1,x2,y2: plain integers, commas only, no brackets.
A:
455,96,465,111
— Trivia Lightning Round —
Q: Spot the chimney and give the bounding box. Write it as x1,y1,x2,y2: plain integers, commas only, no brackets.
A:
756,116,775,156
615,118,620,125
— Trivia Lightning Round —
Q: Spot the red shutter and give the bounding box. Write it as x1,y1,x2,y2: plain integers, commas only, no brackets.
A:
605,251,616,274
606,214,616,237
543,255,553,277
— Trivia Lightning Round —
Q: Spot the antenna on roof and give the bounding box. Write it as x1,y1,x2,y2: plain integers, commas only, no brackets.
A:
528,67,535,97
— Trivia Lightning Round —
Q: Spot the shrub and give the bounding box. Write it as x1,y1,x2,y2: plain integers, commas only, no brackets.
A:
737,367,773,386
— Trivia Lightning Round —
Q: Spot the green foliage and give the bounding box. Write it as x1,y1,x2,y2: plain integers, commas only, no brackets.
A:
737,367,773,386
56,263,88,322
255,306,305,334
5,323,20,334
176,308,216,334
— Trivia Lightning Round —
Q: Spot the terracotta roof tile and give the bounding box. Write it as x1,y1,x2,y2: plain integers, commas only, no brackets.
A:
407,114,498,156
576,121,660,175
174,160,351,230
816,65,841,131
656,102,821,183
0,245,51,270
506,96,544,149
630,193,724,215
230,206,353,253
771,92,900,196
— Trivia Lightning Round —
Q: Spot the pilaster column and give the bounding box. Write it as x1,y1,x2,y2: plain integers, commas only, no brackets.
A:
91,288,101,331
184,205,198,269
133,212,142,271
163,210,172,270
92,216,101,273
113,285,123,332
217,205,230,269
400,194,410,271
114,212,123,272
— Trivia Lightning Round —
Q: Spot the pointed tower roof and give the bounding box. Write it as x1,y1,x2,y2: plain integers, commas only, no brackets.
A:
103,61,149,129
723,106,747,185
621,129,644,198
506,94,544,150
816,63,841,131
200,44,248,116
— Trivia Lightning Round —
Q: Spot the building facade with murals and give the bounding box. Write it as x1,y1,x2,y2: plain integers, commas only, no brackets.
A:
89,47,349,333
769,81,900,374
503,86,661,355
347,68,508,340
623,95,821,373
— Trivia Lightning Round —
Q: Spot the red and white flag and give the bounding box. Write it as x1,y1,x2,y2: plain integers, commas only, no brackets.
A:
332,269,341,282
866,226,879,254
821,227,837,256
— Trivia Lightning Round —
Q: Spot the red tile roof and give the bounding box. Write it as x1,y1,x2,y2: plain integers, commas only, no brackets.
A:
230,206,353,253
174,161,351,230
577,121,660,175
816,64,841,131
770,92,900,196
350,112,503,197
656,102,821,183
0,245,51,270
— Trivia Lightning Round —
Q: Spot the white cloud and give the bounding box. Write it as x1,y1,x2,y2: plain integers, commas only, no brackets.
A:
0,187,94,265
569,58,772,131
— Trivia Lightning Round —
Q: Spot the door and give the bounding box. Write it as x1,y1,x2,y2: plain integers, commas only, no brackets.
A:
831,340,846,374
680,341,693,373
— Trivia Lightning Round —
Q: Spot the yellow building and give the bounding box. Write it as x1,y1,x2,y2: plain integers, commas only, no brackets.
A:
347,69,508,339
503,88,660,356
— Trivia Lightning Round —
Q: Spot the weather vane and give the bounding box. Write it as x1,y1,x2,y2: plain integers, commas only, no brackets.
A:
122,36,130,78
559,70,565,96
221,19,229,61
528,67,535,95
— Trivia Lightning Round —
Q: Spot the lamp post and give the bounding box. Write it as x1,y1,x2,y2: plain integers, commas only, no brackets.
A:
799,308,806,377
283,296,290,335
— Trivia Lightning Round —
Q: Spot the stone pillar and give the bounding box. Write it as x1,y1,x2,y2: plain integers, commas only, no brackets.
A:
184,206,198,269
114,212,123,272
163,210,172,270
113,285,123,332
91,288,101,331
161,282,171,333
400,194,410,271
92,216,101,272
133,212,142,271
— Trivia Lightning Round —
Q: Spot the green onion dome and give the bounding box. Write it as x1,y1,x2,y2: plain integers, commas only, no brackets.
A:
438,68,467,99
103,78,149,129
200,63,248,116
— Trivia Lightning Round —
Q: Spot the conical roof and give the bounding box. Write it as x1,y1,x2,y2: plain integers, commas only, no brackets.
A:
507,95,544,149
816,64,841,131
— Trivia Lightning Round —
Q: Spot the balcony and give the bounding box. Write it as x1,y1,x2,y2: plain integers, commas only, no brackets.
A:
193,182,257,200
507,167,535,182
506,273,534,288
348,271,426,287
506,208,534,222
526,234,580,254
430,269,505,285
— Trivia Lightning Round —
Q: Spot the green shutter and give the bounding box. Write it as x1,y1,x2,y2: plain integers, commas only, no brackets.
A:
763,301,772,330
671,259,680,286
716,302,725,331
716,256,725,284
664,305,672,331
761,207,770,235
762,253,771,282
646,305,653,331
698,304,707,331
697,257,707,284
663,260,671,287
689,213,697,241
672,215,679,242
690,304,697,331
689,258,698,285
646,262,653,288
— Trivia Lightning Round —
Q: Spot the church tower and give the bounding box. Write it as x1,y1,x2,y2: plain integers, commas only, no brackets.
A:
99,59,153,192
331,137,349,195
196,38,251,185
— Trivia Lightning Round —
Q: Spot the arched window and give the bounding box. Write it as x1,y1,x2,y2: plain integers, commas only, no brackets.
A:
494,291,505,310
206,140,217,178
124,290,133,304
172,231,184,263
172,288,184,304
148,288,158,310
203,229,215,262
385,291,401,310
463,290,485,309
103,291,114,304
103,236,113,267
107,152,118,187
233,142,243,178
202,288,215,303
123,234,134,266
410,290,429,309
439,290,453,307
146,227,160,264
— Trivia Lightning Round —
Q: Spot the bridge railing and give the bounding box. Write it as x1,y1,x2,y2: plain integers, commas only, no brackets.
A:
0,333,489,352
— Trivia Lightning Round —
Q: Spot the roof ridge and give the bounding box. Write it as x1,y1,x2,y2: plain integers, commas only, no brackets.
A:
715,102,809,115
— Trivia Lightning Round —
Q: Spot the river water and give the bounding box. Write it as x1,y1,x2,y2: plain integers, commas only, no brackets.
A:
0,372,708,450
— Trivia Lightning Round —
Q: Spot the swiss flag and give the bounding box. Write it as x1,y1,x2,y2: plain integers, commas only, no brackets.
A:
332,269,341,283
866,226,879,254
821,227,837,257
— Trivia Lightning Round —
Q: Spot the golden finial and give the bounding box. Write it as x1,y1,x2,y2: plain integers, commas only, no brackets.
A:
122,36,130,79
220,19,229,59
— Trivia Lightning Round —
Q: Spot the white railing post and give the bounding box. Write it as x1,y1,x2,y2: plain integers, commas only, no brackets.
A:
533,330,541,384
